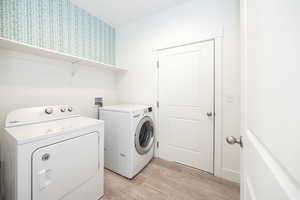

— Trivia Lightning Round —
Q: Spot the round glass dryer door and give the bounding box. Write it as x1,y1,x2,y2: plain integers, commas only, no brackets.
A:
135,116,154,155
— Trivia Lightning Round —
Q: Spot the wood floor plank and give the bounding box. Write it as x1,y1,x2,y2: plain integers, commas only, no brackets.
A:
103,158,240,200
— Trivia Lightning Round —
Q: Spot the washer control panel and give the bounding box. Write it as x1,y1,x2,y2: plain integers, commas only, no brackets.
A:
6,105,79,128
45,106,73,114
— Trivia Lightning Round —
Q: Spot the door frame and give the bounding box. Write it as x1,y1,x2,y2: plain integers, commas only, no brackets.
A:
153,36,224,178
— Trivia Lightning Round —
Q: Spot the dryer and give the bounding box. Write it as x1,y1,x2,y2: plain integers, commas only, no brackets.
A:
1,105,104,200
99,104,154,179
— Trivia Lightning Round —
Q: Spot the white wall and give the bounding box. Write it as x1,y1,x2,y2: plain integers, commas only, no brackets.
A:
0,48,118,128
116,0,240,182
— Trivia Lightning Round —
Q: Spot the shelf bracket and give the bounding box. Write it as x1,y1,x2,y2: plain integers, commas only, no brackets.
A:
71,61,80,76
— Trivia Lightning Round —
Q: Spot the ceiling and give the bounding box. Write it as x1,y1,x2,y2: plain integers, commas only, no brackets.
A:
69,0,189,26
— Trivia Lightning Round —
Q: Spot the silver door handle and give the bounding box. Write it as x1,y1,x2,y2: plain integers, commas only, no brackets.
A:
206,112,212,117
38,169,52,190
226,136,243,148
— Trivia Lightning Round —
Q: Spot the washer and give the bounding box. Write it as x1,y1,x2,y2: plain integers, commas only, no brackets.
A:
99,104,154,179
1,105,104,200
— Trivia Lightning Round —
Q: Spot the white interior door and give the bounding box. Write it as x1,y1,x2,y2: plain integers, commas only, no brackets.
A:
158,40,214,173
239,0,300,199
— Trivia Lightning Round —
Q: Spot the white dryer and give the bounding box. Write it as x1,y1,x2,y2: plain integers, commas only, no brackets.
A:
99,104,154,179
1,105,104,200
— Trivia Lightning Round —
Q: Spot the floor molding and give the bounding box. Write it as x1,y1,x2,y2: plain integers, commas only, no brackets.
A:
222,168,240,183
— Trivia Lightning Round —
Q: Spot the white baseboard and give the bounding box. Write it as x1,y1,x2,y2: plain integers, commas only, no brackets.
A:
222,168,240,183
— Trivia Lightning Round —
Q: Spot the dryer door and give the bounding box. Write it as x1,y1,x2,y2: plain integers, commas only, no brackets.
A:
135,116,154,155
32,132,99,200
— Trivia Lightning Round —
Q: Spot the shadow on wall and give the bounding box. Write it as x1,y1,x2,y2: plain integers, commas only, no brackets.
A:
0,48,118,129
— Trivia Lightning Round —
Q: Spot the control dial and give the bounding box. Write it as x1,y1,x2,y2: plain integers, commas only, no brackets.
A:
68,107,73,112
60,107,66,112
45,107,53,114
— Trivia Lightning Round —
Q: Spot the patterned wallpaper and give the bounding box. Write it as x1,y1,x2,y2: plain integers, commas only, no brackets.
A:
0,0,115,65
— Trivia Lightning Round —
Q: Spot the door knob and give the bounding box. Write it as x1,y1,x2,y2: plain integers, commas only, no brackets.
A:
206,112,213,117
226,136,243,148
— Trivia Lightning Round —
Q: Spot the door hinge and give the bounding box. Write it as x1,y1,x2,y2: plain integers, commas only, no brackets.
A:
156,60,159,68
156,101,159,108
157,141,159,148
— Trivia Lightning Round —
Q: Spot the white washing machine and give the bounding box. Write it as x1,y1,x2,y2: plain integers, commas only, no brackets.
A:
1,105,104,200
99,104,154,179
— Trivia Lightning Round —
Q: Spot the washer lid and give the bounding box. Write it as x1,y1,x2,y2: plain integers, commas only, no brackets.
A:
5,116,103,145
4,105,103,145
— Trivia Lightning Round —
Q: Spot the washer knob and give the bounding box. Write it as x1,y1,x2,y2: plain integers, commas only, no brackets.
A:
45,107,53,114
68,107,73,112
60,107,66,112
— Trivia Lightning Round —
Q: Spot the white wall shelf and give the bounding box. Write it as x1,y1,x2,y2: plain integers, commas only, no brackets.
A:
0,37,127,72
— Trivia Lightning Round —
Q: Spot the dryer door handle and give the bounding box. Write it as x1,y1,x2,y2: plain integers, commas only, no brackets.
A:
38,169,52,190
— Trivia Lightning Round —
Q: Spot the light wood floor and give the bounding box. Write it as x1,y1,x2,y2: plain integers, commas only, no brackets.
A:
103,158,240,200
